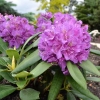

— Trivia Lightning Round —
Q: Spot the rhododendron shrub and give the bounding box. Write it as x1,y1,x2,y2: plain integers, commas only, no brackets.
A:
0,13,100,100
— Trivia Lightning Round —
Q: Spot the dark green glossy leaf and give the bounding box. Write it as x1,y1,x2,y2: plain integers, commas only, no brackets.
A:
20,88,40,100
48,70,64,100
0,38,8,54
0,75,3,81
67,61,87,89
0,85,16,99
67,76,99,100
72,90,93,100
80,60,100,76
67,92,76,100
0,71,15,83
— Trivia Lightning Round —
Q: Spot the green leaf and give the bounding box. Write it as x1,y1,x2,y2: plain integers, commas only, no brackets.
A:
33,38,39,47
96,66,100,70
2,57,11,64
80,60,100,76
23,38,39,54
6,49,19,60
12,71,33,78
72,90,93,100
48,70,64,100
67,92,76,100
17,33,40,64
90,49,100,55
0,85,16,99
67,61,87,89
86,77,100,82
67,76,99,100
16,80,28,89
0,57,7,66
0,71,15,83
20,88,40,100
21,33,40,52
12,50,41,74
0,75,3,81
0,38,8,54
30,61,52,78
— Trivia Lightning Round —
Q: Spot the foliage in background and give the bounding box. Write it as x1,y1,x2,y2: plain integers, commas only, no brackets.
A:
74,0,100,31
0,0,35,22
67,0,77,13
33,0,70,13
22,12,35,22
0,0,20,15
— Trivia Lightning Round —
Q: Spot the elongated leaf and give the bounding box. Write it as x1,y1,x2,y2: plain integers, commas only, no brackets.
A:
0,71,15,83
67,92,76,100
17,33,40,64
12,50,41,74
67,76,99,100
0,85,16,99
90,49,100,55
20,88,40,100
2,57,11,64
86,77,100,82
80,60,100,76
0,57,7,66
67,61,87,89
33,38,39,47
0,38,8,54
21,33,40,52
72,90,93,100
30,61,51,78
23,38,39,54
6,49,19,60
48,70,64,100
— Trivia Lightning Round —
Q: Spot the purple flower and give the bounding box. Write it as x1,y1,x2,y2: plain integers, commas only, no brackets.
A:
36,12,52,33
0,14,35,48
38,12,91,75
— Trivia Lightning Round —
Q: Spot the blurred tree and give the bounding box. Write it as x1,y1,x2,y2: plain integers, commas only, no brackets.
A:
67,0,77,13
33,0,70,13
0,0,20,15
22,12,35,22
74,0,100,31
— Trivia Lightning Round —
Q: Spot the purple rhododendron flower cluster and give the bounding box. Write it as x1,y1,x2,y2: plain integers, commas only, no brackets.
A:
0,14,35,48
38,12,91,74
